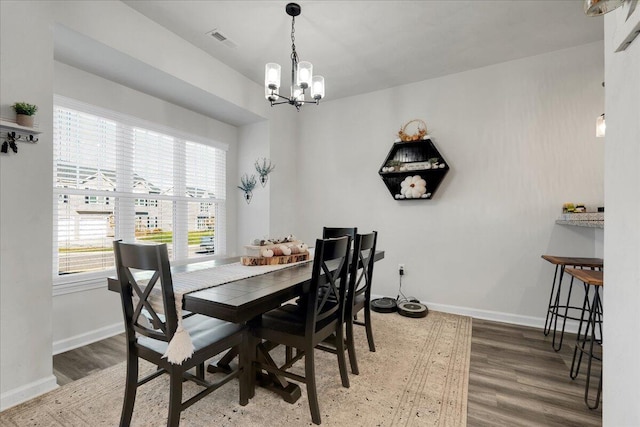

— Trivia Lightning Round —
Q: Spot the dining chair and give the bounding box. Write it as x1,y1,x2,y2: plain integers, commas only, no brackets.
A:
290,226,356,311
111,241,246,427
319,228,378,371
344,231,378,375
322,226,357,241
250,236,352,425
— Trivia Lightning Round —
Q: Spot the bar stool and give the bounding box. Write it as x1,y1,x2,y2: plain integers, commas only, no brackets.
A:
567,268,603,410
541,255,603,351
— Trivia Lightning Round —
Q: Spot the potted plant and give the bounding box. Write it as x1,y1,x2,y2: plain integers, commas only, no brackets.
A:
11,102,38,127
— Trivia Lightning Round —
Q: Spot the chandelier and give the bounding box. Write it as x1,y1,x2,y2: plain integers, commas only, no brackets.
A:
264,3,325,111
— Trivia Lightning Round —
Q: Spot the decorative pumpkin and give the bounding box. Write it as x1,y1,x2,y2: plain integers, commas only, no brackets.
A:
400,175,427,199
261,249,274,258
272,247,283,256
289,244,300,254
279,245,292,256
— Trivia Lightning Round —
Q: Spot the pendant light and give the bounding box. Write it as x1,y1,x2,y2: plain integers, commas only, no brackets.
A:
264,3,325,111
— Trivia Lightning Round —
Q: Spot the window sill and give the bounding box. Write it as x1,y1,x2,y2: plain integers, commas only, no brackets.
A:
52,253,225,296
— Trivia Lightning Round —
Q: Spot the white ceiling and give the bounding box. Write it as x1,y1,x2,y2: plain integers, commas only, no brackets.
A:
55,1,603,125
122,0,603,101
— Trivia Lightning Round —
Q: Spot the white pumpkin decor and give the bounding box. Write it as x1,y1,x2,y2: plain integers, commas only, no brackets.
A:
279,245,292,256
400,175,427,199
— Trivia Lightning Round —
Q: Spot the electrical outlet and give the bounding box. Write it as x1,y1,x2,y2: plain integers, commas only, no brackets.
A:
398,264,405,275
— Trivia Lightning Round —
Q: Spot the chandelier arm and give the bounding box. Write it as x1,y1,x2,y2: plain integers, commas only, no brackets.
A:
270,100,292,106
270,92,293,102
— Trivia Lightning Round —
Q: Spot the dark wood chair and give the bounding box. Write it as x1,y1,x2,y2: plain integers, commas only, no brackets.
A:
111,241,247,427
344,231,378,375
250,236,352,425
323,226,357,241
318,228,378,374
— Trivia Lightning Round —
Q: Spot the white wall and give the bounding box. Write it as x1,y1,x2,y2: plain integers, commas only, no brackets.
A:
295,42,605,324
236,122,270,253
0,1,57,410
268,107,299,238
603,9,640,425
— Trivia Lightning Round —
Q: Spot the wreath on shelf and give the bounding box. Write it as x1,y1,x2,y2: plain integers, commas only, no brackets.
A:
397,119,428,142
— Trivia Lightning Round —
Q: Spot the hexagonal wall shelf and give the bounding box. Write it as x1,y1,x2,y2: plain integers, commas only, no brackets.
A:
378,138,449,200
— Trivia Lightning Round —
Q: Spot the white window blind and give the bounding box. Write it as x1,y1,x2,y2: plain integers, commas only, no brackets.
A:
53,95,227,280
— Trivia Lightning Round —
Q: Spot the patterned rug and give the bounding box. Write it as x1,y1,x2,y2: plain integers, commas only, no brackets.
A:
0,311,471,426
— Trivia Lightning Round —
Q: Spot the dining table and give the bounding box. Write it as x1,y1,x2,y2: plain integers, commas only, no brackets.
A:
110,250,385,405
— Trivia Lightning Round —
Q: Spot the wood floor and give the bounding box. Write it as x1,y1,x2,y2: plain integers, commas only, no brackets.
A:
468,319,601,427
53,318,602,426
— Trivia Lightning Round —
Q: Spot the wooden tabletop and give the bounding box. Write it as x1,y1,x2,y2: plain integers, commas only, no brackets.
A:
564,268,603,286
183,251,385,324
541,255,604,268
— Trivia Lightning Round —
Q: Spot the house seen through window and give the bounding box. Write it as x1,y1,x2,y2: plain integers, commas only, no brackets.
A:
53,96,227,278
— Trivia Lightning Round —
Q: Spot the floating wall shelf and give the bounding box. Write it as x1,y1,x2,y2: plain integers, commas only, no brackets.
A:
0,119,41,154
378,137,450,200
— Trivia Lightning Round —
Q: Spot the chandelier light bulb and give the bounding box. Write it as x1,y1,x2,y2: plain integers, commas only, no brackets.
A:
311,76,325,100
265,63,281,90
297,61,313,89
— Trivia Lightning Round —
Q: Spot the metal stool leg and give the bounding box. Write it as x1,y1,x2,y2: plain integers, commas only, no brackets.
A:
584,287,603,409
544,264,561,336
553,271,573,351
570,285,591,380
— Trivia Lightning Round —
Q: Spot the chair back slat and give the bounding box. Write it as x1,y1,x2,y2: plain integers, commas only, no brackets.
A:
113,241,178,344
305,236,351,337
347,231,378,311
322,227,357,241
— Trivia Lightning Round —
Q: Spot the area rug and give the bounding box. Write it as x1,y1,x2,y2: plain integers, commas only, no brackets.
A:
0,311,471,426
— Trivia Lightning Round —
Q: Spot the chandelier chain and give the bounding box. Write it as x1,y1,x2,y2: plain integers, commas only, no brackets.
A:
290,16,298,63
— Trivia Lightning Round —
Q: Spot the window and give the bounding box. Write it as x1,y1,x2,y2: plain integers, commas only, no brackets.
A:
84,196,110,205
53,96,227,279
135,198,158,207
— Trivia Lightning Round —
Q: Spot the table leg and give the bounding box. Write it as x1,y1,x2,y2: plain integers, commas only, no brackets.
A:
254,341,302,404
207,346,238,374
239,331,250,406
207,321,302,404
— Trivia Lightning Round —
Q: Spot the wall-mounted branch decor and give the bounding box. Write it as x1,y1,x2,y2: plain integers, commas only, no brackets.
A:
238,173,257,204
255,157,276,187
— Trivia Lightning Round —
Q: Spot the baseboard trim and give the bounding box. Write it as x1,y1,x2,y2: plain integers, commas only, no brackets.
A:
1,375,58,412
52,322,124,355
371,294,581,334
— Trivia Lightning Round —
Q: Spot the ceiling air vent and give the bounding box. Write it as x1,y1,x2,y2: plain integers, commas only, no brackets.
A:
206,29,237,48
